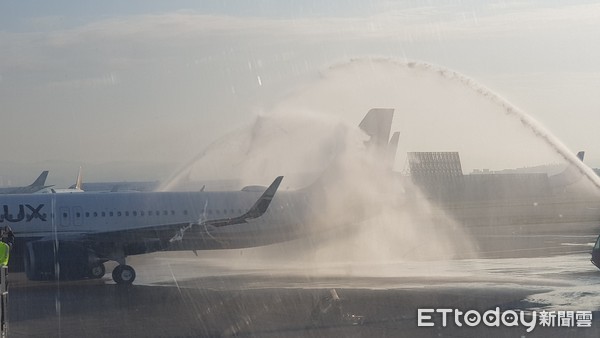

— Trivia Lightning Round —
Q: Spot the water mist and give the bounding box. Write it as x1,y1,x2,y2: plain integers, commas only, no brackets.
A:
160,57,597,278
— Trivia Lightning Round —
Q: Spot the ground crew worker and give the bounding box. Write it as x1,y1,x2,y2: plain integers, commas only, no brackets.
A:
0,226,14,267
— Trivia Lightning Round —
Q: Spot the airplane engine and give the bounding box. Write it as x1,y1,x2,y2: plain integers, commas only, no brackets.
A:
24,240,92,281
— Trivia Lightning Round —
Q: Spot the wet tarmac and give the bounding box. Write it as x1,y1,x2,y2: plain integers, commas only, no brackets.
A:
7,235,600,338
6,210,600,338
8,280,549,337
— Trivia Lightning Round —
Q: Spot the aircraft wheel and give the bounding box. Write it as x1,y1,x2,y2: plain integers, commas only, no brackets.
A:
112,264,136,285
88,262,106,279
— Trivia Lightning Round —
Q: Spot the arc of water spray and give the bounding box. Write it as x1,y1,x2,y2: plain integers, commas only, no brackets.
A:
158,115,266,192
380,58,600,191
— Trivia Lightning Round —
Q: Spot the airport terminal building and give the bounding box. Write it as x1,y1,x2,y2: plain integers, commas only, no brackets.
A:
406,152,600,227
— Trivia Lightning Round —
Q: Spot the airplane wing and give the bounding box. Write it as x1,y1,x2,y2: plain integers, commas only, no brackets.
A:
205,175,282,227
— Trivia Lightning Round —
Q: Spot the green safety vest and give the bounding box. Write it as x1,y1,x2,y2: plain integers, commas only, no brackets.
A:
0,242,9,266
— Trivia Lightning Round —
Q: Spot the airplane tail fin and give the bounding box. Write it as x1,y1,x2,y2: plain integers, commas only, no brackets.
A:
68,167,84,191
30,171,49,188
300,108,397,194
75,167,83,190
359,108,394,150
359,108,397,168
577,151,585,161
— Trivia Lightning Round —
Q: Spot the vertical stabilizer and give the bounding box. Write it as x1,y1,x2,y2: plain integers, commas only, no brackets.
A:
68,167,84,191
75,167,83,190
301,108,398,193
30,171,49,188
358,108,394,150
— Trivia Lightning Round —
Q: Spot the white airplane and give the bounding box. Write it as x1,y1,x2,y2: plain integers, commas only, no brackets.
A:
4,109,397,285
36,167,84,194
8,176,283,284
0,171,52,194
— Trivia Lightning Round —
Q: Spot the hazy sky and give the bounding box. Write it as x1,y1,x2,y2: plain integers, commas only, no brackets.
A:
2,0,600,185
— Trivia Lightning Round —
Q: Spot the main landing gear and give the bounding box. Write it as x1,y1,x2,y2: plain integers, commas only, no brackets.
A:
23,241,138,284
88,262,106,279
112,265,136,285
90,257,137,285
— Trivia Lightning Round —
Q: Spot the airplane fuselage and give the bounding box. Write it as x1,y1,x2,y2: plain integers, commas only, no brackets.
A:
2,187,315,269
3,191,257,236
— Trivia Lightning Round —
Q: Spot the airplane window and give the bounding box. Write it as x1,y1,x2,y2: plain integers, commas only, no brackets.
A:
117,211,122,217
76,213,81,218
102,212,106,217
215,210,220,215
183,210,188,215
93,212,98,217
109,212,114,217
170,210,175,215
156,211,160,216
148,211,153,216
85,212,90,217
163,210,168,216
140,211,144,216
133,211,137,216
224,209,228,214
63,213,68,218
125,211,129,216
